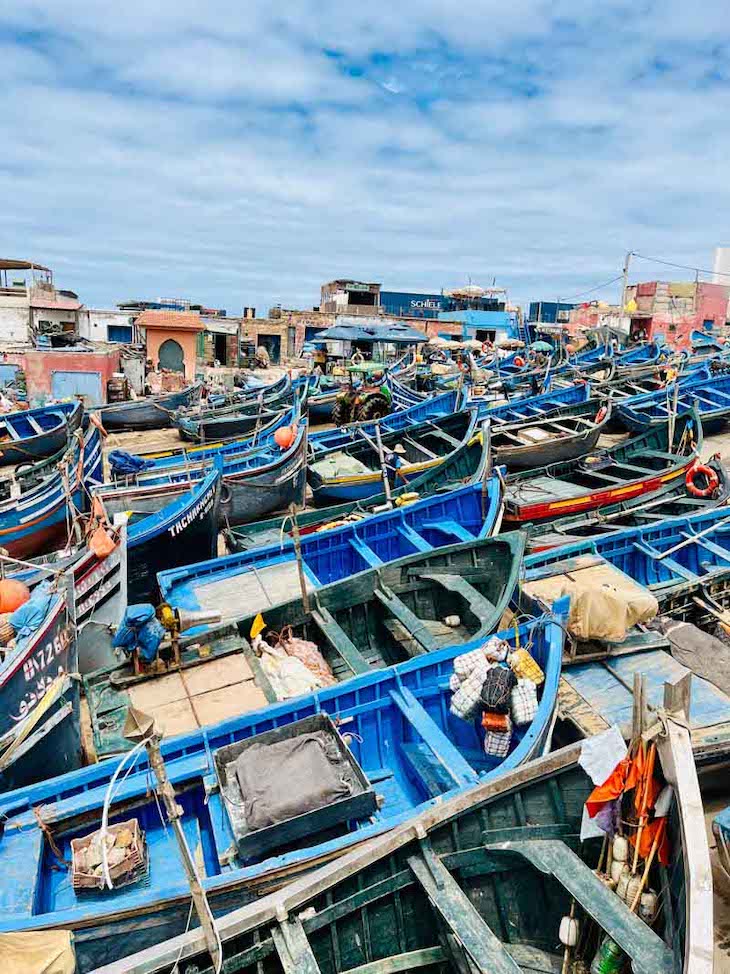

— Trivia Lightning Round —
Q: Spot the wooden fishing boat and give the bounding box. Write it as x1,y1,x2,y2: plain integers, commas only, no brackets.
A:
308,409,479,506
0,607,564,972
527,453,730,551
474,379,592,424
0,427,103,559
309,388,465,456
114,421,308,527
157,474,504,621
612,341,666,366
0,571,79,792
524,504,730,621
85,532,525,760
175,376,311,442
503,409,700,524
93,383,202,432
490,402,611,471
126,403,301,468
225,423,491,552
88,686,710,974
93,468,221,604
0,400,82,466
617,369,730,433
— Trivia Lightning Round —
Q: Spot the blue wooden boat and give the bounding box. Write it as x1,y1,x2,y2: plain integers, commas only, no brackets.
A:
308,410,479,506
617,369,730,433
612,341,665,367
309,388,464,456
0,427,103,559
93,383,202,432
475,380,592,424
0,574,79,792
0,400,82,466
175,376,311,442
524,504,730,617
225,424,491,552
0,606,564,972
86,702,708,974
112,421,308,527
157,474,503,621
93,468,222,604
125,403,301,469
490,401,611,471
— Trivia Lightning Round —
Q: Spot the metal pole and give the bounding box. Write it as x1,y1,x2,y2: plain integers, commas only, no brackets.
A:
144,734,221,971
620,251,632,346
372,422,393,504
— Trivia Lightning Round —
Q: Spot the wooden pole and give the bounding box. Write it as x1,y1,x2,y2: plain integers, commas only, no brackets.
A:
629,818,666,913
289,503,310,614
144,734,221,970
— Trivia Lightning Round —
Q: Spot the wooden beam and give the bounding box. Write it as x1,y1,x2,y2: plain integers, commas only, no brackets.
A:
271,917,321,974
407,844,522,974
343,946,445,974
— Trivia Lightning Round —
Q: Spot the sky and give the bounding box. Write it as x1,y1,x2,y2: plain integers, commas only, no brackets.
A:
1,1,729,315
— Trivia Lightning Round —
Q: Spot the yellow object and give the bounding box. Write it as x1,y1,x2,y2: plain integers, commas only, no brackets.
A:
0,930,75,974
250,613,266,639
624,298,638,313
395,492,420,506
509,648,545,686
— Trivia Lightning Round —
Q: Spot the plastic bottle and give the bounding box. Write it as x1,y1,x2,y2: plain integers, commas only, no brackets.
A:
591,936,626,973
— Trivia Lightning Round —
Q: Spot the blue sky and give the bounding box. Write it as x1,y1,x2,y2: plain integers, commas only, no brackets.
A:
1,1,729,314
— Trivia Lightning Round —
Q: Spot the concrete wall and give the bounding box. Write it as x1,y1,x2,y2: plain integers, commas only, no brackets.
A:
144,327,200,380
0,347,121,404
0,294,30,343
79,308,136,342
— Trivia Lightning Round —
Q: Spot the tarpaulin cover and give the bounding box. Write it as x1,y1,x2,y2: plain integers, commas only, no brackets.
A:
310,452,373,479
113,603,165,662
0,930,75,974
10,581,54,640
108,450,154,476
658,618,730,696
523,562,658,642
235,731,357,832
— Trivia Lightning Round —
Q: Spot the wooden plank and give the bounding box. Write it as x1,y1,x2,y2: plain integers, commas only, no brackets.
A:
484,839,674,974
389,685,478,787
374,588,440,652
343,945,445,974
271,916,321,974
311,607,371,675
407,845,522,974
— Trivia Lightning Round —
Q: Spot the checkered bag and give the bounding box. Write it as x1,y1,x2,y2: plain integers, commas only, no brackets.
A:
510,678,539,726
483,715,512,758
453,646,489,679
450,664,491,721
508,648,544,686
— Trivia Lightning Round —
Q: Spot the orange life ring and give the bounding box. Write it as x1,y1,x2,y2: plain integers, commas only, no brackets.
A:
594,405,608,424
514,356,525,367
685,463,720,498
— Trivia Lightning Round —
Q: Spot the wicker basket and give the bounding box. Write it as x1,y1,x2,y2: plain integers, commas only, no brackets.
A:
71,819,147,891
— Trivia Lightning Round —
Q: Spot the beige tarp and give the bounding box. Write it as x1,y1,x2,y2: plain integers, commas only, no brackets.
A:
523,560,658,643
668,281,695,298
0,931,75,974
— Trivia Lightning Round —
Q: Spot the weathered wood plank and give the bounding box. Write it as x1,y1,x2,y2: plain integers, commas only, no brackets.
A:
407,844,522,974
271,917,321,974
343,945,445,974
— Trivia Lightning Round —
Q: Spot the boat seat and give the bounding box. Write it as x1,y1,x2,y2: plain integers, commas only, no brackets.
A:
640,449,682,463
679,532,730,565
422,423,462,449
401,742,456,797
408,844,522,974
4,420,22,440
420,519,474,543
272,916,321,973
311,607,371,675
402,437,439,461
349,535,383,568
375,587,440,652
390,684,478,788
576,470,625,484
418,572,498,628
631,541,699,583
483,839,674,974
25,415,45,435
615,462,656,475
395,523,432,552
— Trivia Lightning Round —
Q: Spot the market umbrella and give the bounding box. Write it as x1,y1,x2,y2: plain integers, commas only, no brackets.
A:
530,340,554,352
498,338,525,349
462,338,484,350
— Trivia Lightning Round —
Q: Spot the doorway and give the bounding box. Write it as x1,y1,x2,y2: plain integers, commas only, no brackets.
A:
158,338,185,372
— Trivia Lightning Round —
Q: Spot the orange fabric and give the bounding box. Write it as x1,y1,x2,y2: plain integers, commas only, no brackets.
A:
89,527,117,559
629,817,670,866
586,757,631,817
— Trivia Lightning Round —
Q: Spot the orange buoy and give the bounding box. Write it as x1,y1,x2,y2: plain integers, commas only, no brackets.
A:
513,356,525,367
274,425,295,450
0,578,31,614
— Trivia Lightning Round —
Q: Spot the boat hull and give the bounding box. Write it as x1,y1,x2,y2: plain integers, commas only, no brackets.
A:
96,385,201,431
0,401,83,466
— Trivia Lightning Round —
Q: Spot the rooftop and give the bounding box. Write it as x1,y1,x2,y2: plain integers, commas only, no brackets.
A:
134,310,204,331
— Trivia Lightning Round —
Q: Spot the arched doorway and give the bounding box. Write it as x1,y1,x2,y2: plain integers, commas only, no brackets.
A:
158,338,184,372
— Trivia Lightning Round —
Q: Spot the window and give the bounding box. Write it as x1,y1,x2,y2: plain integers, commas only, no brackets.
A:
108,325,133,343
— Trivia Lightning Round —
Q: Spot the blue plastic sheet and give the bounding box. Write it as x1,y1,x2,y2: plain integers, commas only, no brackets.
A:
10,581,54,640
113,603,165,662
108,450,154,476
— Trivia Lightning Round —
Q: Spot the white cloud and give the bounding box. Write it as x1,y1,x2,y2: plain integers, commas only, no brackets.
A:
1,0,729,311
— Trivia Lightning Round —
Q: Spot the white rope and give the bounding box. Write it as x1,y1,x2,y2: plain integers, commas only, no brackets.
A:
98,735,151,890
